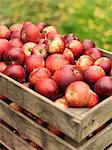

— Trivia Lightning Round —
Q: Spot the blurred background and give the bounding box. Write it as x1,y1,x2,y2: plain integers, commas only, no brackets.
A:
0,0,112,51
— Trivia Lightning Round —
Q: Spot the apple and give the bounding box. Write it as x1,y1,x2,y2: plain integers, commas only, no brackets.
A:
4,47,25,65
0,25,11,39
64,33,79,44
9,102,23,112
53,65,83,91
46,54,69,74
0,62,7,73
11,30,21,40
110,69,112,77
25,54,45,73
29,67,51,86
9,38,23,48
9,23,23,33
36,22,49,33
0,39,9,60
94,76,112,99
76,55,94,72
22,42,37,56
32,44,48,58
48,125,64,138
65,81,91,107
4,64,26,83
21,23,41,43
43,25,58,34
87,90,99,108
55,97,69,108
84,66,105,84
94,57,112,74
35,78,59,101
82,39,95,51
47,34,65,54
63,48,74,64
84,48,102,60
68,40,83,58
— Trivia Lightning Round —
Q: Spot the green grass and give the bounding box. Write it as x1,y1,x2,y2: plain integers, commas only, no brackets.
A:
0,0,112,51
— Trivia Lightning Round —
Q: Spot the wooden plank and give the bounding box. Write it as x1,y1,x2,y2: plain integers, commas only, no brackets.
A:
0,73,81,142
0,123,36,150
80,96,112,140
79,123,112,150
0,101,77,150
101,48,112,59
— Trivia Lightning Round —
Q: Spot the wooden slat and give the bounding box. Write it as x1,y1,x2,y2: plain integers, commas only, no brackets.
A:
101,49,112,59
0,101,77,150
0,123,36,150
79,123,112,150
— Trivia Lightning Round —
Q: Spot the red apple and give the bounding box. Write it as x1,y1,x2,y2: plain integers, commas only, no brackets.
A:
22,42,37,56
9,102,23,112
48,125,64,138
36,22,49,33
87,90,99,108
43,25,58,34
82,39,95,51
21,23,41,43
25,54,45,73
48,34,65,54
35,78,59,101
9,38,23,48
53,65,83,91
9,23,23,33
76,55,94,72
68,40,83,58
4,64,26,83
0,39,9,60
63,48,74,64
4,47,25,65
94,76,112,99
0,25,11,39
11,30,21,40
39,38,48,45
94,57,112,74
46,54,69,74
65,81,91,107
0,62,7,73
84,48,102,60
29,67,51,86
32,44,48,58
84,66,105,84
55,97,69,108
64,33,79,44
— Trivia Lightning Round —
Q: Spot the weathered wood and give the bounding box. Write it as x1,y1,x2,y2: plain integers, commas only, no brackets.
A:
0,101,77,150
0,123,36,150
79,123,112,150
101,49,112,59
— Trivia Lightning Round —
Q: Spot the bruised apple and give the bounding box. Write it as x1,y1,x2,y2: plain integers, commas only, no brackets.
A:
65,81,91,107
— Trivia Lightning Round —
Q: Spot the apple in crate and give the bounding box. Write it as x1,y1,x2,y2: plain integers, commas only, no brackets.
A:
0,62,7,73
0,39,9,60
35,78,59,101
94,57,112,74
55,97,69,108
46,54,69,74
43,25,58,34
82,39,95,51
22,42,37,56
9,38,23,48
0,25,11,39
94,76,112,99
63,48,74,64
36,22,49,33
25,54,45,73
29,67,51,86
84,66,105,84
65,81,91,107
4,64,26,83
64,33,79,44
9,23,23,33
4,47,26,65
76,55,94,72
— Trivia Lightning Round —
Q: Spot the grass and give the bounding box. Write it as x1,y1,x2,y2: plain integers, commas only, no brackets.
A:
0,0,112,51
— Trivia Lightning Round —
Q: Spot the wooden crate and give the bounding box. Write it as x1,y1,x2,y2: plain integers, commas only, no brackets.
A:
0,49,112,149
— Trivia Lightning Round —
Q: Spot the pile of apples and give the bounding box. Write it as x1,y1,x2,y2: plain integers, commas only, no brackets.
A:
0,22,112,109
